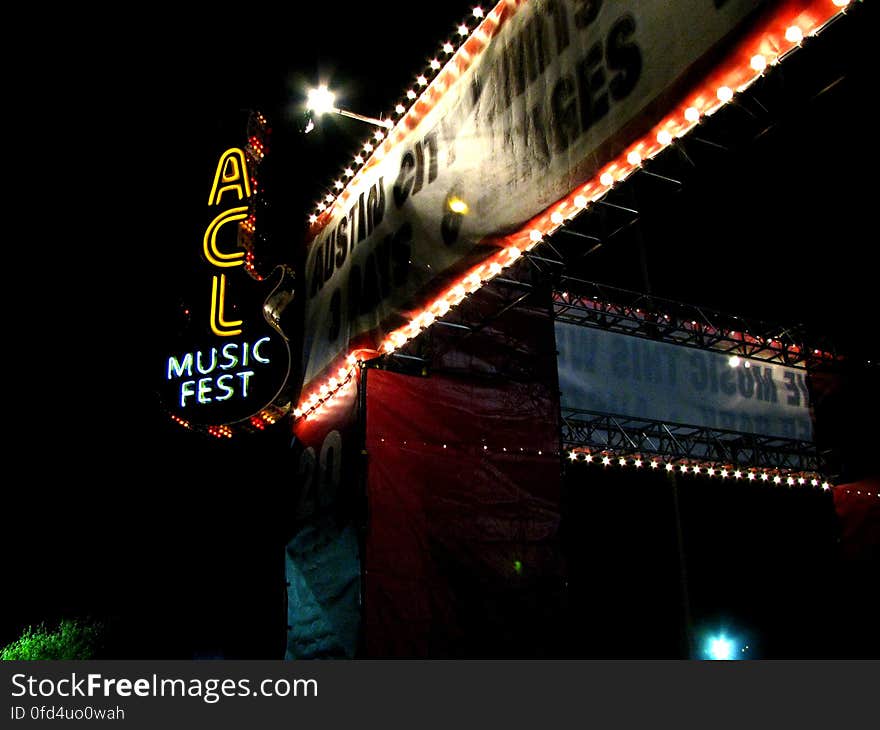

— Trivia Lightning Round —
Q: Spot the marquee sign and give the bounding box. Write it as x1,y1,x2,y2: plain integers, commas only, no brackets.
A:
296,0,850,419
159,114,293,433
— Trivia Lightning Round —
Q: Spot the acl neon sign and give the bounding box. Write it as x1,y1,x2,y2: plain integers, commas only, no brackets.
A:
205,148,250,335
160,136,292,429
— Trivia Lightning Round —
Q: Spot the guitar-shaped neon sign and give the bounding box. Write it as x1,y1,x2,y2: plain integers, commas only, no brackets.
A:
158,112,294,435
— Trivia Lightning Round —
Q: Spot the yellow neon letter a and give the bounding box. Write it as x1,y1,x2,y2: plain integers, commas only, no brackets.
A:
211,274,243,337
209,148,252,206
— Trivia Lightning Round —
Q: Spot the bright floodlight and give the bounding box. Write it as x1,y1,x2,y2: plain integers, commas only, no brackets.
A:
306,84,394,130
728,355,741,368
706,634,736,660
307,85,336,115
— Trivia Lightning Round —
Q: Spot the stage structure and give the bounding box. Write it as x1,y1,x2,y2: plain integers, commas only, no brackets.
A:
280,0,875,658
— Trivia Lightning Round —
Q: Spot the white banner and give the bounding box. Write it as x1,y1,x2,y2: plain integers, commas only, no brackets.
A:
302,0,770,387
556,322,814,441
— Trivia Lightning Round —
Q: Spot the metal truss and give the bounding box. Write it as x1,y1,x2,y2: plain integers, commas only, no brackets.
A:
561,408,823,474
552,277,839,369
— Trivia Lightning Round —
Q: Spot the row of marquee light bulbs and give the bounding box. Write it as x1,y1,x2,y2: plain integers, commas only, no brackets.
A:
568,450,833,491
294,0,857,428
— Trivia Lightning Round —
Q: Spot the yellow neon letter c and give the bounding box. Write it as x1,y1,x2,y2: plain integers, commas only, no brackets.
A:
204,207,247,268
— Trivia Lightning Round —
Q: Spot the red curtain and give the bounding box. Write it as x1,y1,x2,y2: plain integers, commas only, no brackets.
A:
364,368,565,657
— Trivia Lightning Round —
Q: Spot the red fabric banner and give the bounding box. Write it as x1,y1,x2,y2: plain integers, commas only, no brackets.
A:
832,478,880,563
364,366,563,657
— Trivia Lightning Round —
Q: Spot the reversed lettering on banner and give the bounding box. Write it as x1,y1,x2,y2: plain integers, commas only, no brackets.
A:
555,322,814,441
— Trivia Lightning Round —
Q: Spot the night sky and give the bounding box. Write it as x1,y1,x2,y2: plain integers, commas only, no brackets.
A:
4,2,876,659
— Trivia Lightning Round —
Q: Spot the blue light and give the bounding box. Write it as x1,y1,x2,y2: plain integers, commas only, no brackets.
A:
704,633,742,660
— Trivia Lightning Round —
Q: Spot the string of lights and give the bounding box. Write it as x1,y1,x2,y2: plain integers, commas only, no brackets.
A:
292,0,859,426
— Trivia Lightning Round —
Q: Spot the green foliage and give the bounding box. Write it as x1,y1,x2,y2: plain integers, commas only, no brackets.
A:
1,618,103,660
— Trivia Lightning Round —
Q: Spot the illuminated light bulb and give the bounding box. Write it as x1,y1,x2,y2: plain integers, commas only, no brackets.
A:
650,460,659,469
626,151,641,166
529,229,543,243
420,311,436,327
787,477,795,486
363,142,374,153
619,457,627,466
346,354,357,366
569,451,578,461
443,41,454,54
506,247,522,262
728,355,741,368
473,6,484,17
602,456,611,466
354,154,364,165
308,214,318,224
680,464,688,473
720,469,729,478
574,195,588,208
319,384,329,396
785,25,803,44
317,202,326,212
383,341,395,353
692,464,701,474
435,299,450,316
488,262,502,276
750,54,767,72
811,479,819,487
550,211,564,225
448,197,469,214
458,24,469,36
417,75,428,86
293,408,303,418
822,482,830,490
430,59,441,70
599,172,614,186
798,477,805,485
451,284,467,301
666,463,674,472
443,444,447,449
585,454,593,463
483,445,488,450
748,472,756,481
344,167,354,178
773,475,782,484
761,473,769,481
325,194,334,203
707,467,716,476
657,129,673,145
734,470,742,479
684,106,700,123
391,331,407,347
334,180,343,190
716,86,733,103
634,459,642,468
407,89,417,100
373,130,385,141
743,361,751,369
832,0,850,5
308,394,319,406
329,377,338,389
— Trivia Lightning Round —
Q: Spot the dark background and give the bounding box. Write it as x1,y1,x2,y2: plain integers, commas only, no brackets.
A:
4,1,876,659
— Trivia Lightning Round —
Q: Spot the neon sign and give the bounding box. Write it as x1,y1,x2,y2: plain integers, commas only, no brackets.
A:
158,114,293,432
